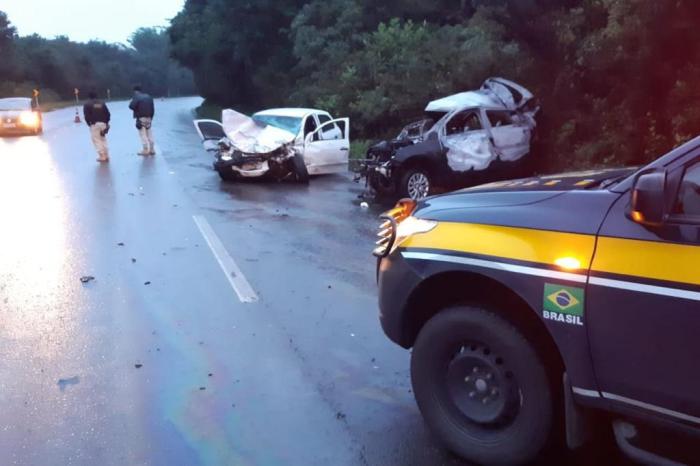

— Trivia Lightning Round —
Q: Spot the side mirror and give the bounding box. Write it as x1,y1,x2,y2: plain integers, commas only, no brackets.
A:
630,170,667,226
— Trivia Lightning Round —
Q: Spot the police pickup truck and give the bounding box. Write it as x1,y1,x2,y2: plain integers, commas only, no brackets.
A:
374,137,700,465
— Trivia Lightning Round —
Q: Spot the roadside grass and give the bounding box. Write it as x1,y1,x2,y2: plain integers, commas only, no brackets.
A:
349,139,371,172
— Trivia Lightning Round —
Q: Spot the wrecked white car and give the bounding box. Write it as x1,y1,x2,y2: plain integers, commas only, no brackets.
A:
194,108,350,182
357,77,539,200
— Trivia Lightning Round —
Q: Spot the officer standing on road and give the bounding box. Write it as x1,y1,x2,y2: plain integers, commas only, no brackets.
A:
83,91,111,163
128,85,156,156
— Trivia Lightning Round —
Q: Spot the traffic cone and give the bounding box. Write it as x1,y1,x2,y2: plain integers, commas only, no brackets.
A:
74,109,81,123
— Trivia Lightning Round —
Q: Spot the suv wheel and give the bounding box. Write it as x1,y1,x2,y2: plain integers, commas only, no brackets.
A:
292,152,309,183
411,305,554,465
400,167,432,200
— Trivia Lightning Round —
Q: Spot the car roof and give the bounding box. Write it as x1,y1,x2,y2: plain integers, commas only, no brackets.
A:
253,108,329,118
0,97,32,109
425,91,502,113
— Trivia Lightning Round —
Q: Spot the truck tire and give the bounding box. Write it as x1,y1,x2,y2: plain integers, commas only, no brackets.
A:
292,152,309,183
411,305,553,465
400,167,432,200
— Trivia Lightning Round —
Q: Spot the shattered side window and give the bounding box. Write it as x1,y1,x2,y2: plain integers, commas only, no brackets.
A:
486,110,514,127
446,111,482,136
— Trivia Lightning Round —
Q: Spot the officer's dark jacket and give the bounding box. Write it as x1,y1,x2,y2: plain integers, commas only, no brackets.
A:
83,99,111,126
129,92,155,119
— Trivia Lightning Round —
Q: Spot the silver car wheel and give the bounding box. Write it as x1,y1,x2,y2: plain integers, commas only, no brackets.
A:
407,172,430,200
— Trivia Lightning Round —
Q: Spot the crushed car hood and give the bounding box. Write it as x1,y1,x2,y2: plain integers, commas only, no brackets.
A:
222,109,296,154
412,168,634,217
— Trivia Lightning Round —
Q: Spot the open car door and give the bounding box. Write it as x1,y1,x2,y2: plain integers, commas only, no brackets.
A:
303,118,350,175
193,119,227,152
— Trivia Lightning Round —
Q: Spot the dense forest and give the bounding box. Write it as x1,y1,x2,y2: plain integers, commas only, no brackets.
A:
169,0,700,171
0,11,195,103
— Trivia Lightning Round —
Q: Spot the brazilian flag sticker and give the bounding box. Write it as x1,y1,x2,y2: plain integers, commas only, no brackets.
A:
543,284,584,316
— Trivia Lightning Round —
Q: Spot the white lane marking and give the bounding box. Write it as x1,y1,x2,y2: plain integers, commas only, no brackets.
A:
602,392,700,425
589,276,700,302
193,215,258,303
401,251,588,283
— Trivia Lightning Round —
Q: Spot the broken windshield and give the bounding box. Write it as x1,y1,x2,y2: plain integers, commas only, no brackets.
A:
253,114,302,135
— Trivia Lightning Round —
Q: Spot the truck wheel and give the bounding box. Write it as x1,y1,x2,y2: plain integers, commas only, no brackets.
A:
217,168,237,182
411,305,553,465
292,152,309,183
400,167,432,200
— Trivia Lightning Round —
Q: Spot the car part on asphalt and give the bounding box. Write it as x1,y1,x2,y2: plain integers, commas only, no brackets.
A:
356,77,539,201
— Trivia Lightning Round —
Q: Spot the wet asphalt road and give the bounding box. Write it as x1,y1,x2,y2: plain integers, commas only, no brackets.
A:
0,98,618,466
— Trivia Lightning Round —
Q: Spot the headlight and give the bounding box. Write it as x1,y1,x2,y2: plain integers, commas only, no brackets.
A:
19,111,39,127
374,198,437,258
394,216,437,248
220,153,233,161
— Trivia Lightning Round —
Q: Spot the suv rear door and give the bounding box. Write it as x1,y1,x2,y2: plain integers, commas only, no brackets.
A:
586,156,700,423
484,109,532,162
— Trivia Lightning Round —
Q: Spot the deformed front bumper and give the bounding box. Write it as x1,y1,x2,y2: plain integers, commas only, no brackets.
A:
213,155,270,178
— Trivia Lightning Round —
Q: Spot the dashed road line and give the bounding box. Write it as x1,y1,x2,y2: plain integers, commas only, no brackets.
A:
193,215,259,303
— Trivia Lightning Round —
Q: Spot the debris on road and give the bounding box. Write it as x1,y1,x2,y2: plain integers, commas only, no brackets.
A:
336,411,347,420
134,363,143,369
57,376,80,391
144,281,151,286
80,275,95,284
199,386,206,391
131,258,137,263
360,202,369,209
117,242,124,246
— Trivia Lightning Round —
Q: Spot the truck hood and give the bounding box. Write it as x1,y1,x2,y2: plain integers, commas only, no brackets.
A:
462,167,637,193
413,167,636,218
222,109,296,154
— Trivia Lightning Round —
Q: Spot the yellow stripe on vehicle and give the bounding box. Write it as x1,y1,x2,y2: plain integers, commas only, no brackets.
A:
402,222,597,269
592,236,700,286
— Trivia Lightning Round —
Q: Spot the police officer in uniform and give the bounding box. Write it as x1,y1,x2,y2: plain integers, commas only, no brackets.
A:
128,85,156,156
83,91,111,162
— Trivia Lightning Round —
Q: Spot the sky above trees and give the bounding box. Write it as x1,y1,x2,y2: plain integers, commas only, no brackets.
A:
2,0,184,43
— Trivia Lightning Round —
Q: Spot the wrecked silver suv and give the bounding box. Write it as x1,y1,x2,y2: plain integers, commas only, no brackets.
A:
357,77,539,200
